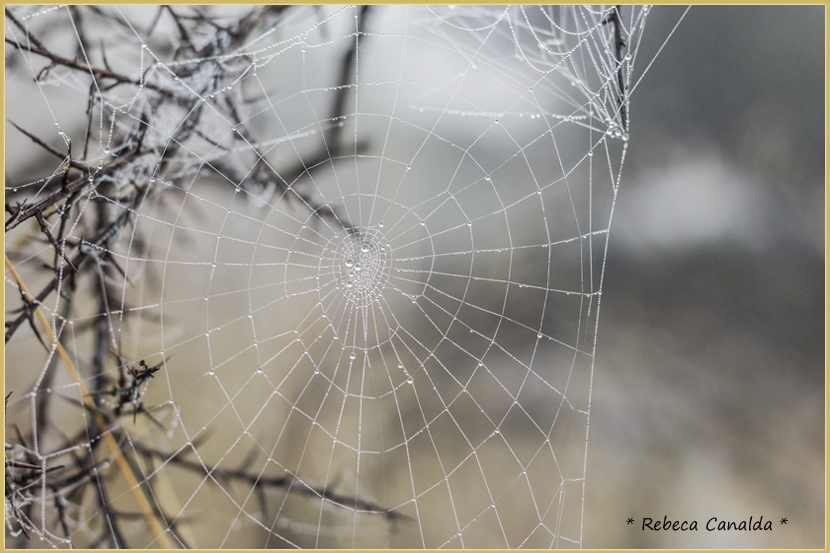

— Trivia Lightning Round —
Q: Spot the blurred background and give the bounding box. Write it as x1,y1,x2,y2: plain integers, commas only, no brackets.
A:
4,5,824,549
585,5,824,548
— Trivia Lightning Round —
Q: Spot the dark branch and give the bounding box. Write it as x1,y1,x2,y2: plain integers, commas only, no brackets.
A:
604,5,628,131
8,121,88,172
134,442,411,523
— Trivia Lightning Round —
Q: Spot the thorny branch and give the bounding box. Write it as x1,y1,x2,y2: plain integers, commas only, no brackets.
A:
603,5,629,130
5,205,136,343
4,5,397,547
5,9,166,95
4,156,132,232
133,442,410,523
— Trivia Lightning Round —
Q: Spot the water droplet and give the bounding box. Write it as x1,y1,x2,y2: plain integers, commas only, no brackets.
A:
354,263,362,272
103,148,110,155
345,258,353,267
256,368,263,374
361,244,369,253
485,175,491,181
625,53,632,61
349,352,356,360
420,220,425,226
407,377,413,384
378,222,384,228
88,176,94,182
406,165,411,171
537,333,543,339
208,370,215,376
149,177,156,183
588,151,593,157
314,369,320,375
398,363,404,369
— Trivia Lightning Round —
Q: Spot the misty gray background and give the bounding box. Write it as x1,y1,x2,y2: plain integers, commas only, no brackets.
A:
3,5,823,549
585,6,824,548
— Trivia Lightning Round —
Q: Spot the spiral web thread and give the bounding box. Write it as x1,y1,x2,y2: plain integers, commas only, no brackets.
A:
4,5,650,548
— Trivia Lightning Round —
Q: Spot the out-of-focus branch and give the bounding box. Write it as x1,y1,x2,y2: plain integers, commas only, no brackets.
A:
4,255,175,548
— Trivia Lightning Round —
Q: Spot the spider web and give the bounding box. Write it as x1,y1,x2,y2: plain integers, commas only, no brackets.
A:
4,5,652,548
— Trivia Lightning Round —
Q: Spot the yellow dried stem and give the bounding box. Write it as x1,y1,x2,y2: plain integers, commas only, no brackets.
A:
5,254,174,549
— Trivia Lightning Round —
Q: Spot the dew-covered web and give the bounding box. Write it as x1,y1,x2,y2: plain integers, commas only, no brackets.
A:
5,5,652,548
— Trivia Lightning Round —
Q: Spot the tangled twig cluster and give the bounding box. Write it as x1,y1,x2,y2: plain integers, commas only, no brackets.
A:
4,6,395,548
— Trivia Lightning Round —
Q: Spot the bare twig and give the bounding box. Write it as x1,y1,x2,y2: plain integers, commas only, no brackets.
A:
133,442,411,522
34,211,78,272
8,120,88,172
603,5,628,130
